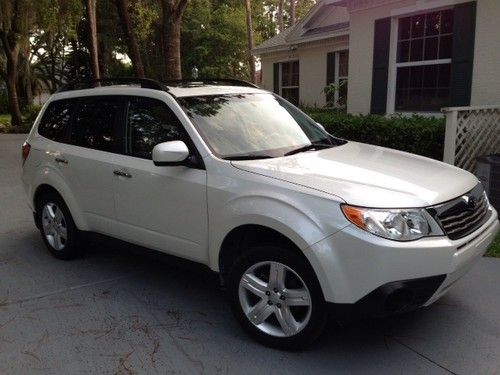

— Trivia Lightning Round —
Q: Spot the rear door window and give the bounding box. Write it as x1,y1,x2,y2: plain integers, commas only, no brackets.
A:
38,100,73,142
70,97,123,152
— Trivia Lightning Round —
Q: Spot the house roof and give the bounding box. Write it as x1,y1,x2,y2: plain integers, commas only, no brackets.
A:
253,0,350,55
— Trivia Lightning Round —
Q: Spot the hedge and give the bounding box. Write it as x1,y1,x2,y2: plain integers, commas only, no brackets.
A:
303,108,446,161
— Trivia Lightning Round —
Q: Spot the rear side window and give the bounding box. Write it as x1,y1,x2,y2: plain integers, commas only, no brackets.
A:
38,100,72,142
126,96,186,159
70,97,122,152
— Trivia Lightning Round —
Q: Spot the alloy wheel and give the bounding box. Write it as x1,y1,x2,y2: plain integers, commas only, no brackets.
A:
41,202,67,251
238,261,312,337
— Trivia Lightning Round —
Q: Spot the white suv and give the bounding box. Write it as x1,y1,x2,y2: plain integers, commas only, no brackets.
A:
21,78,499,349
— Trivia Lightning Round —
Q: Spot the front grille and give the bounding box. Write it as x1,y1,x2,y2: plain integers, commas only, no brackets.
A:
428,184,491,240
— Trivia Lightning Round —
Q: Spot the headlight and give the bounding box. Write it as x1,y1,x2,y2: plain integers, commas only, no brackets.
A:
341,205,443,241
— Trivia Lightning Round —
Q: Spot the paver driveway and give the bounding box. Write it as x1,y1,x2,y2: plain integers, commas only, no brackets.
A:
1,134,499,374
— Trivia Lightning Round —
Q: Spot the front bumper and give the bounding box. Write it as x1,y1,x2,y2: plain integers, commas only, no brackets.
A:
305,206,499,308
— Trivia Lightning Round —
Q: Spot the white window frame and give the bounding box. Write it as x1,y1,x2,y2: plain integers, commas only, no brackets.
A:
326,50,349,105
386,7,454,116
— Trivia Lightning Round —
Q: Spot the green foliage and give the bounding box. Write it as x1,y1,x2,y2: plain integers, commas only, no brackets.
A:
485,233,500,258
304,108,446,160
22,104,43,124
182,0,250,79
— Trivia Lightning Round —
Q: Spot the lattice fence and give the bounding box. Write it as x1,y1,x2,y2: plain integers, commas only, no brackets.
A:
442,105,500,172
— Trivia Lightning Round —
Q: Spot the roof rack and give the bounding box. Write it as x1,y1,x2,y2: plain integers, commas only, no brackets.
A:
57,77,168,93
164,79,259,88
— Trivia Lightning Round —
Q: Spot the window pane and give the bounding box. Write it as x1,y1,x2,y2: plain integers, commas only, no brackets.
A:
424,37,438,60
423,65,438,88
339,78,348,106
411,15,425,38
396,67,410,89
410,38,424,61
395,89,409,110
282,88,300,106
127,97,186,159
439,35,453,59
409,66,423,88
425,12,441,36
395,63,451,111
71,98,120,152
441,10,454,34
397,41,410,63
338,51,349,77
438,63,451,87
399,16,411,40
38,100,72,142
291,61,300,86
281,63,290,86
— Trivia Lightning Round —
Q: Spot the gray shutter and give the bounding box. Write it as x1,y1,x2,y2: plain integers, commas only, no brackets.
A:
450,1,477,107
326,52,336,85
370,17,391,115
273,63,280,94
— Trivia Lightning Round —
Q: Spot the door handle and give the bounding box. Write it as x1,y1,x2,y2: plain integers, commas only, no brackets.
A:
113,170,132,178
55,157,68,165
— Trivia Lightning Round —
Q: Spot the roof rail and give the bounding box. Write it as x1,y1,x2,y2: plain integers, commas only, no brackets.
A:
56,77,168,93
164,79,259,89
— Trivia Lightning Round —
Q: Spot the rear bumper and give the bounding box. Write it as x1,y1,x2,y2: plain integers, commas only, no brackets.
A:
305,206,499,308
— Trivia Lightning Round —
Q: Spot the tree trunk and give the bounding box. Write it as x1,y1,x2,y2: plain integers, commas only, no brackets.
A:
6,61,23,127
159,0,188,81
277,0,284,32
0,31,23,127
115,0,145,78
244,0,256,83
85,0,100,80
290,0,296,26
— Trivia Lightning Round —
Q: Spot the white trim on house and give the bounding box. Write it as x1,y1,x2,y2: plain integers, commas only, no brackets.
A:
390,0,467,17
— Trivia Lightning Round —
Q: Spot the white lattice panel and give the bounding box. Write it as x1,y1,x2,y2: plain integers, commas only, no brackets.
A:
443,106,500,172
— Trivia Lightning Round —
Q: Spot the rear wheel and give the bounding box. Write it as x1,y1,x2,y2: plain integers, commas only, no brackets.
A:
228,245,328,350
36,192,81,260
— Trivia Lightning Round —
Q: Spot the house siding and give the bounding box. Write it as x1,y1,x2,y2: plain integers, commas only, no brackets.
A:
471,0,500,106
260,37,349,107
347,0,415,114
348,0,500,114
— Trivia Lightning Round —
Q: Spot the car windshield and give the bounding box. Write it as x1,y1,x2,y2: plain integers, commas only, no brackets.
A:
177,93,344,159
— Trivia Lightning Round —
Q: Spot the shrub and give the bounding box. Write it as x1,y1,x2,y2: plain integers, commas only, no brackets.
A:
23,104,43,124
303,108,445,160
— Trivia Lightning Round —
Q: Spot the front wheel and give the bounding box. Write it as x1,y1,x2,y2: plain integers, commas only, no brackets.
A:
228,245,328,350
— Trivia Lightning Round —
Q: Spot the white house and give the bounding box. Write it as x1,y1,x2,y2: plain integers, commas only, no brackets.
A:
253,0,500,115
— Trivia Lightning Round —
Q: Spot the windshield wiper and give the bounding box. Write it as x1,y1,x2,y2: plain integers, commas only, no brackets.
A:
223,154,274,161
284,143,332,156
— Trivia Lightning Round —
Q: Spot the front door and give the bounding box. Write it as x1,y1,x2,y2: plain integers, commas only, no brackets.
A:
112,96,208,262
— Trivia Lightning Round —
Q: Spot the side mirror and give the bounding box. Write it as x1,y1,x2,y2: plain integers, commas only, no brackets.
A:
152,141,190,166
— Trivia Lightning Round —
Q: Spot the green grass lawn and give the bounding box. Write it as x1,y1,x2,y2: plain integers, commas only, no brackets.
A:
486,232,500,258
0,113,11,125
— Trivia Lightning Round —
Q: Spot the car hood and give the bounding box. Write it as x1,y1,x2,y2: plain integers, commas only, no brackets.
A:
231,142,479,208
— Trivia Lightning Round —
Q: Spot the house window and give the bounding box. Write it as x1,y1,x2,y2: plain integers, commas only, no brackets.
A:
280,61,299,105
326,50,349,106
395,10,453,112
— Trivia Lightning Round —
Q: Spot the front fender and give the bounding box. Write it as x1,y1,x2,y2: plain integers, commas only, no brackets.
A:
208,193,345,271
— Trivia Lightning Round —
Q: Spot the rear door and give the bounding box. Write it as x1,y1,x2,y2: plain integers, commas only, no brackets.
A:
111,95,208,262
62,96,124,232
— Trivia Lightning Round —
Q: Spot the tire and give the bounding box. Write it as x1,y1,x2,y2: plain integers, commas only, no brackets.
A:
36,191,82,260
228,244,328,350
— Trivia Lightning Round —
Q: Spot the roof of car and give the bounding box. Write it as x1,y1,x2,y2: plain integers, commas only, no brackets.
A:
49,83,267,101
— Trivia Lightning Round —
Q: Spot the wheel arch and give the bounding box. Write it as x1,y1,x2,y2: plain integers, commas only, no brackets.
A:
217,224,316,286
31,167,89,231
